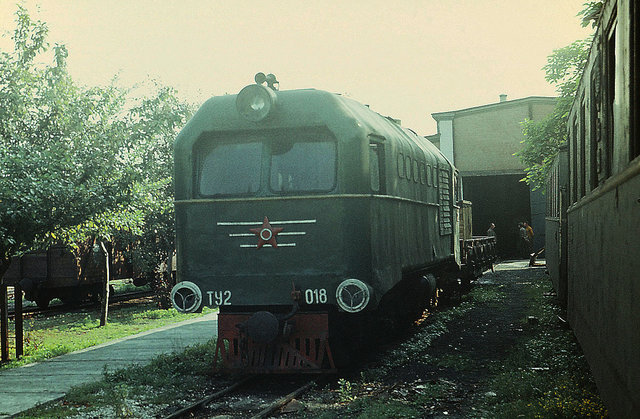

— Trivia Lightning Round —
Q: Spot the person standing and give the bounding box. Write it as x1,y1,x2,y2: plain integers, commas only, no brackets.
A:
518,223,528,258
487,223,497,240
524,222,534,254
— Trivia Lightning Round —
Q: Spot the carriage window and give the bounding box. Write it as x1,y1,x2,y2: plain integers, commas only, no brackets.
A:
604,21,616,178
199,142,262,196
369,143,381,192
269,141,336,192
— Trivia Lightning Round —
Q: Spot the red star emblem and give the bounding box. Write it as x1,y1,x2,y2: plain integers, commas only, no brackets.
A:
249,216,284,249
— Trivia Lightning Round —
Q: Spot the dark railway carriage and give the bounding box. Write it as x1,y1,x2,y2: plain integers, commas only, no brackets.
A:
544,146,568,307
172,74,492,372
1,241,165,309
2,244,132,308
545,0,639,416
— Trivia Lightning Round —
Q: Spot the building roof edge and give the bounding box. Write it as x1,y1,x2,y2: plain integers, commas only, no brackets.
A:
431,96,557,120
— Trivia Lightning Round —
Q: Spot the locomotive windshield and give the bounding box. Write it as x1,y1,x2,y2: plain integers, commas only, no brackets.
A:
197,129,337,197
270,141,335,192
199,142,262,195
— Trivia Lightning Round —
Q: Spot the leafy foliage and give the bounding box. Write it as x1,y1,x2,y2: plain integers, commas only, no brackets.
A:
542,38,593,98
112,83,194,278
579,1,604,28
0,6,132,274
516,39,591,190
0,6,194,284
516,2,604,190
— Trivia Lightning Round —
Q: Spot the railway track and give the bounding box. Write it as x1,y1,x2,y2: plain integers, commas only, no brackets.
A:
163,375,317,419
7,289,155,319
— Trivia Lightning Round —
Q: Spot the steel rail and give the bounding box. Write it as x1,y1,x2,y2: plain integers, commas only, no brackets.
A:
250,380,316,419
7,290,154,319
162,375,255,419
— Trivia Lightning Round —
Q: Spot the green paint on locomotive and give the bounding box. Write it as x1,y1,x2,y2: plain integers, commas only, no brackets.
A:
173,80,458,313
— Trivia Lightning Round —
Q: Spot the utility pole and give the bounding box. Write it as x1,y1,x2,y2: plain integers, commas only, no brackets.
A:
0,283,8,362
14,284,23,358
99,241,110,327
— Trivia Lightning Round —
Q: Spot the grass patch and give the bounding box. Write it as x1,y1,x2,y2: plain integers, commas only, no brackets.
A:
360,315,447,381
16,340,220,418
1,303,215,370
342,397,421,418
434,353,474,371
111,279,151,294
361,287,492,381
482,279,608,418
312,271,607,418
466,282,506,304
310,379,456,419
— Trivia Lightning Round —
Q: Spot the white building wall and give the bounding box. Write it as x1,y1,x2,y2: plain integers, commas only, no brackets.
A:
438,117,454,164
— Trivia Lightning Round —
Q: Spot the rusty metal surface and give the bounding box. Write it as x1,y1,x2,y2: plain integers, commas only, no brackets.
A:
460,236,497,278
215,312,335,373
458,200,473,240
1,244,138,307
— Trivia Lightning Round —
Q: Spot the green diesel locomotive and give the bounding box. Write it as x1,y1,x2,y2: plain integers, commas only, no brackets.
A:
171,74,494,372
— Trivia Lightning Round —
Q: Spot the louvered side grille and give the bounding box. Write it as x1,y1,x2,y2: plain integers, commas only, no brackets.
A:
439,168,453,235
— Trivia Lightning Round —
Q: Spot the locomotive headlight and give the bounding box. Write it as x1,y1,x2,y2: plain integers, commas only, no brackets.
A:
170,281,203,313
336,279,371,313
236,84,277,122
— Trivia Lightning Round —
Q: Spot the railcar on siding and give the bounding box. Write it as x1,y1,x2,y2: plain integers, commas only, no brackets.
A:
2,244,143,308
545,146,569,307
545,1,639,415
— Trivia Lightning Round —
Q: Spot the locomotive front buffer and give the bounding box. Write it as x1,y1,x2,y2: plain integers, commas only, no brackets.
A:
213,284,337,373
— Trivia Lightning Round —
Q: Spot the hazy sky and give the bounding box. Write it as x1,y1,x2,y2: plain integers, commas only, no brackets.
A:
0,0,593,135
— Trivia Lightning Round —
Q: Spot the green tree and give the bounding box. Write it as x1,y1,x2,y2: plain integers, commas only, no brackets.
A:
56,83,194,273
111,84,194,287
516,39,591,189
516,2,602,190
0,7,194,293
0,6,133,278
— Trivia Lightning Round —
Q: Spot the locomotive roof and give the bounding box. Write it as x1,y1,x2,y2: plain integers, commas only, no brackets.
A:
175,86,452,169
334,92,451,168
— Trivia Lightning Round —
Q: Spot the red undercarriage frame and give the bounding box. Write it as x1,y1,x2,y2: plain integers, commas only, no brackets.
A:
214,311,337,373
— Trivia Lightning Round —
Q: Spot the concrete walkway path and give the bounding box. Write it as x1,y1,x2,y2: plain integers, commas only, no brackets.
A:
0,312,217,418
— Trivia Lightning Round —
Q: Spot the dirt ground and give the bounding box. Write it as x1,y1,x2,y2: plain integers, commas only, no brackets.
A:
381,262,532,416
293,260,605,418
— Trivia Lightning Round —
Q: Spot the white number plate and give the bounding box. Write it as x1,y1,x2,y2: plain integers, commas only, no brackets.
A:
207,290,232,306
305,288,327,304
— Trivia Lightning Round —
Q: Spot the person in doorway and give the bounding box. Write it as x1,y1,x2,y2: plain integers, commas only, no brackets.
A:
518,222,528,258
487,223,497,240
524,222,534,254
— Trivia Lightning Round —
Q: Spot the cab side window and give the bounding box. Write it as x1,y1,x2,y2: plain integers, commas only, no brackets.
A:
369,143,385,193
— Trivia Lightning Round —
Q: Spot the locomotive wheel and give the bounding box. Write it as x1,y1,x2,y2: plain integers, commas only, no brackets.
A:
89,284,115,304
328,336,354,369
89,292,100,304
329,312,368,368
59,286,87,306
132,277,149,287
61,295,83,307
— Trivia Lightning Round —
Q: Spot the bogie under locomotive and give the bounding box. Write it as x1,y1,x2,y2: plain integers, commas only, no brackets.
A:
171,74,494,372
